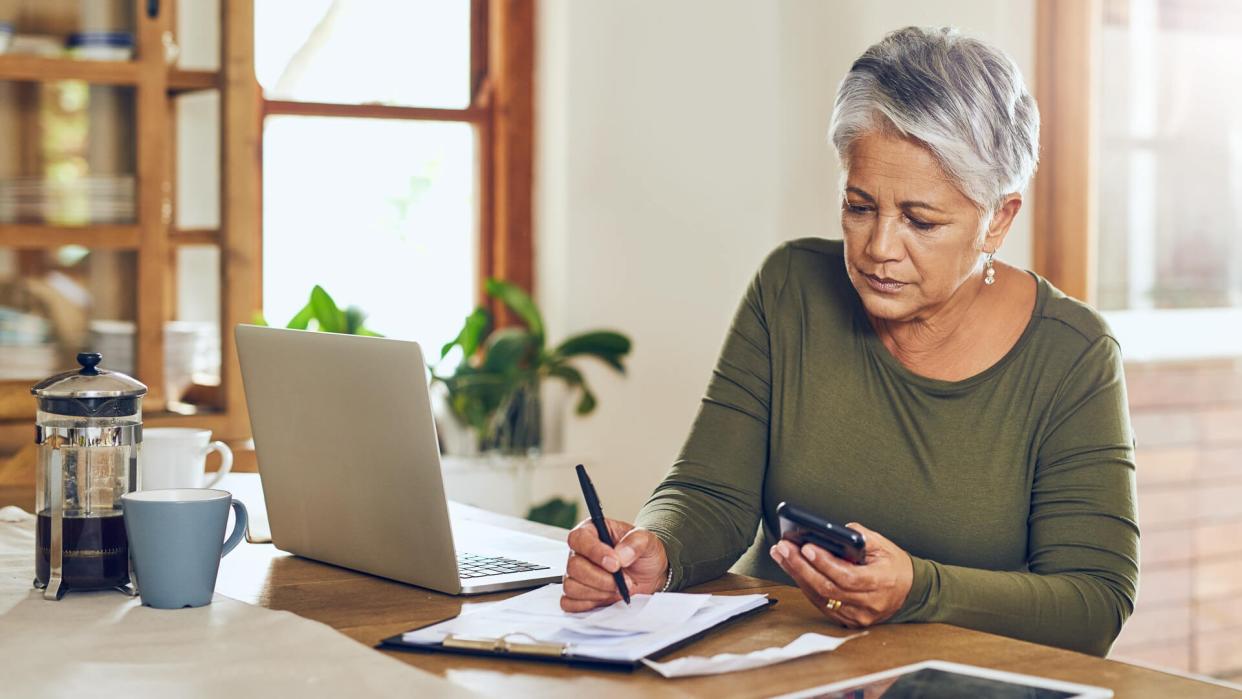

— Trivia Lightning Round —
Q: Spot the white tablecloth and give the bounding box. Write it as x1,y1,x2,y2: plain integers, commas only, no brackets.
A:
0,506,477,698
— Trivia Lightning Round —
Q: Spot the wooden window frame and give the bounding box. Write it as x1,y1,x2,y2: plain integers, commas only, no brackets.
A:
1037,0,1242,361
256,0,535,321
1033,0,1100,303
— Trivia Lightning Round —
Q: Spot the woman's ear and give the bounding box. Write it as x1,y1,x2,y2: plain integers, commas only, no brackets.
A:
983,194,1023,252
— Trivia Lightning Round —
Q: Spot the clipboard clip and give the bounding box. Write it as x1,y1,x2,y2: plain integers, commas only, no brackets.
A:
443,633,567,658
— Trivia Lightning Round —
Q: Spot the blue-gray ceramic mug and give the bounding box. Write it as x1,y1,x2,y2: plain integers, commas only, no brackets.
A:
121,488,248,609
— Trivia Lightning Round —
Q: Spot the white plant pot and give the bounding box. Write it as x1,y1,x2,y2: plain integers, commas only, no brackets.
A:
440,452,583,519
430,382,480,457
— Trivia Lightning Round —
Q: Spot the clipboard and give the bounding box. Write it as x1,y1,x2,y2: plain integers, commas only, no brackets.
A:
378,597,777,671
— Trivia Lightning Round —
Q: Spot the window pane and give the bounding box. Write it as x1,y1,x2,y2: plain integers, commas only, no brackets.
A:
254,0,471,109
262,116,476,357
1097,0,1242,311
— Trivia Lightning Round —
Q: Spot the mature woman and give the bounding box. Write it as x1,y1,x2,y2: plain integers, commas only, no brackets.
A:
561,27,1138,656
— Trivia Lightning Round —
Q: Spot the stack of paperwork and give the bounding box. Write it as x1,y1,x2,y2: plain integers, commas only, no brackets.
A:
403,583,769,664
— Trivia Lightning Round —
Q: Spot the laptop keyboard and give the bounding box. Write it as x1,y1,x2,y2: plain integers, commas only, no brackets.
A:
457,552,550,579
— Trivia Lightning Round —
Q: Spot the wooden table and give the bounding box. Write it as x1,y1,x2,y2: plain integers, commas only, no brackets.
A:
3,484,1237,697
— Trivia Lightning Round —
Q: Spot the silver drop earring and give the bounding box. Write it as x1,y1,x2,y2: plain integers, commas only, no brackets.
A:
984,251,996,286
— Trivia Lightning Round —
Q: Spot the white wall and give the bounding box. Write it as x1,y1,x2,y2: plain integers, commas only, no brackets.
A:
537,0,1037,518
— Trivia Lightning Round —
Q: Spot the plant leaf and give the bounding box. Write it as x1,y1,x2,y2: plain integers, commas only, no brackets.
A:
285,301,314,330
443,371,515,434
343,306,368,335
445,372,512,389
597,353,627,373
440,307,492,360
526,497,579,529
251,311,269,327
482,328,536,373
552,331,631,374
574,385,597,415
486,278,544,342
309,285,346,333
554,331,631,357
546,363,598,415
546,363,583,384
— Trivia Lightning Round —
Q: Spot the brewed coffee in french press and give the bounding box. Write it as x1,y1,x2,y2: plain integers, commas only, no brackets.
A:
31,352,146,600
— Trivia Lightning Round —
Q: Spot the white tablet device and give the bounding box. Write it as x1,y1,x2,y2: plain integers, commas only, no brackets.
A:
771,660,1113,699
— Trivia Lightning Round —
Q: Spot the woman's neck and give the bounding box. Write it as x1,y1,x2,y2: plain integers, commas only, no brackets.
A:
867,265,1033,381
871,286,985,372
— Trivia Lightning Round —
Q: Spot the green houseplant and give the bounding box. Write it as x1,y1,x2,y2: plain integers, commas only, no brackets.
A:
433,278,631,454
255,285,382,336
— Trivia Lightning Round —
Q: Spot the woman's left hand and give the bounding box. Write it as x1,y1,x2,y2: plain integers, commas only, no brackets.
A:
769,522,914,628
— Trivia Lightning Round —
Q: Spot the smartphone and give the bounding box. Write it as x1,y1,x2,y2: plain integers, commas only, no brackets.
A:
776,501,867,565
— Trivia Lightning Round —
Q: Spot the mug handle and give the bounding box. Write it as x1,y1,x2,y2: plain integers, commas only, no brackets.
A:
221,499,249,558
202,441,234,489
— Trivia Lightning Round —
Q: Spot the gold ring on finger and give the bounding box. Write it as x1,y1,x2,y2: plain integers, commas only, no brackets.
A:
826,598,843,611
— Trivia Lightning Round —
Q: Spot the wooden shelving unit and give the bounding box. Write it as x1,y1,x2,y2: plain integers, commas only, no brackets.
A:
0,224,141,249
0,0,260,453
0,54,140,85
169,228,220,246
168,69,218,93
0,54,217,93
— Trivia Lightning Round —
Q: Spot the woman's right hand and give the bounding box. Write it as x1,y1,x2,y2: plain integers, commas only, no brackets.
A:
561,518,669,612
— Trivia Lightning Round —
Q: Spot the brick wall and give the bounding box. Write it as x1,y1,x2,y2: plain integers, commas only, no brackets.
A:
1109,359,1242,681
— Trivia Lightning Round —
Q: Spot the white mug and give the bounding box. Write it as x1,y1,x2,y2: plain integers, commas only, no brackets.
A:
140,428,234,490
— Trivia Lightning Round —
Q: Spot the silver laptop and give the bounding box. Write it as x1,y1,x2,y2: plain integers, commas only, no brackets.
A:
235,324,566,594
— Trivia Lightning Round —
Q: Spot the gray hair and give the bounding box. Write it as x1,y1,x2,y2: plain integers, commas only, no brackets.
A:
829,26,1040,215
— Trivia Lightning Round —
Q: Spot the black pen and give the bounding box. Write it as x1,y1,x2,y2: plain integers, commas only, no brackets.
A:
575,463,631,605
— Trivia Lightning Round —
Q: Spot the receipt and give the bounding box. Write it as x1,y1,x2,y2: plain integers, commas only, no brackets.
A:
641,632,863,678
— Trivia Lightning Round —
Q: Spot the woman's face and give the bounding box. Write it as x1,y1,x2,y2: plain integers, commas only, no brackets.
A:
841,130,1000,323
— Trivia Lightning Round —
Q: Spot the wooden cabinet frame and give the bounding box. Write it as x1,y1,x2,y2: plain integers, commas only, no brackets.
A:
0,0,249,453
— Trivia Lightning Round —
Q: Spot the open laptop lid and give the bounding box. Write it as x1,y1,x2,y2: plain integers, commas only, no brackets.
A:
235,325,461,593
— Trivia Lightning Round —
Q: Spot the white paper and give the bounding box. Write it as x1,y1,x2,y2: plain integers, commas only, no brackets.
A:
403,583,770,664
642,632,863,678
582,592,711,633
486,580,574,617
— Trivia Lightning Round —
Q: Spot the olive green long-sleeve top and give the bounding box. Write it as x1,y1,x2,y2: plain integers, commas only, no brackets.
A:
635,238,1139,657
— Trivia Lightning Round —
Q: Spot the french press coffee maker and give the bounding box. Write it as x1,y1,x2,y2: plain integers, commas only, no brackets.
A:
31,352,146,600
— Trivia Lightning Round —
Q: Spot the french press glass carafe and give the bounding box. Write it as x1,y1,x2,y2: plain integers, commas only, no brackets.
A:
31,352,146,600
